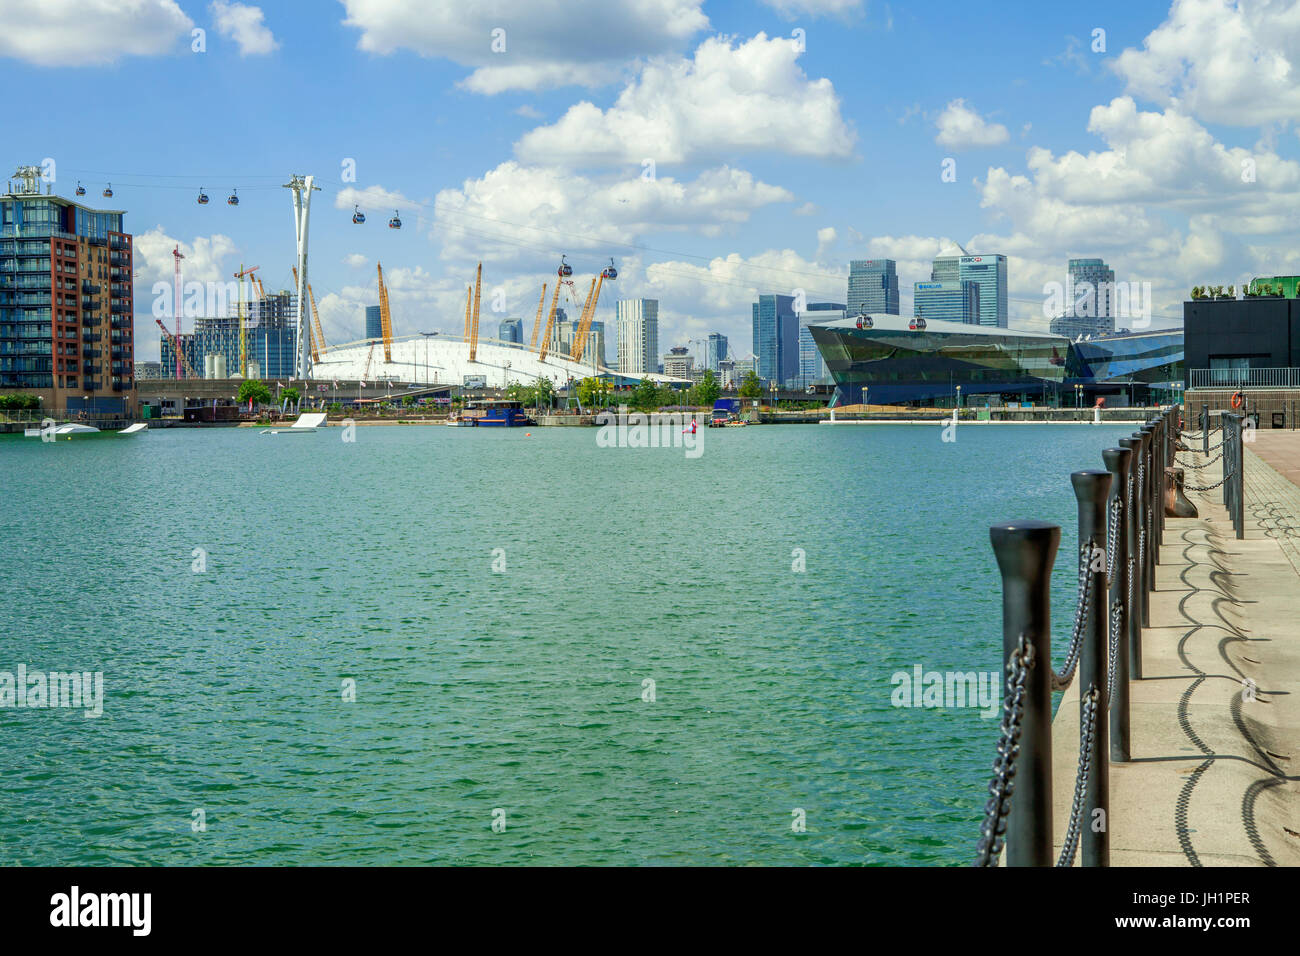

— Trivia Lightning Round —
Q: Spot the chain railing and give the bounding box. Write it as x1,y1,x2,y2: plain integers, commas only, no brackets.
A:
975,403,1182,866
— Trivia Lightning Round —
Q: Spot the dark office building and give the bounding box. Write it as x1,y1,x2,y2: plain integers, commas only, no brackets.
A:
1183,296,1300,386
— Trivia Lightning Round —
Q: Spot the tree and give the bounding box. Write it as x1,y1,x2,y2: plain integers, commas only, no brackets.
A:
632,377,661,411
577,377,600,408
738,370,763,398
689,369,721,407
237,380,272,406
281,387,300,407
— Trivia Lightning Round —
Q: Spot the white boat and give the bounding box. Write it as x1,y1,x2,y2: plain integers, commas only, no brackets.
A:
23,422,102,438
261,412,326,435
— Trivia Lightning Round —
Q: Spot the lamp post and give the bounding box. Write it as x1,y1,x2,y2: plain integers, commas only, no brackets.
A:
956,384,962,410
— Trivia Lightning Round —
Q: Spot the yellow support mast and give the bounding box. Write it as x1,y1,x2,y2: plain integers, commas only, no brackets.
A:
537,280,563,362
463,285,472,342
469,262,482,363
377,263,394,362
293,266,328,362
528,283,547,351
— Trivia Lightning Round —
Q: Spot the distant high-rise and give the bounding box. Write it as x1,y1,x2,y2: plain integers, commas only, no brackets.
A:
847,260,899,315
927,243,1006,327
365,305,382,340
616,299,659,374
499,317,523,345
663,346,693,379
705,332,729,371
914,280,980,324
799,302,843,383
1050,258,1117,339
752,294,799,385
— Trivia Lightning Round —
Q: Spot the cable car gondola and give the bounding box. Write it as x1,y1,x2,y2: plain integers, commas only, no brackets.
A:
227,189,239,206
908,317,927,330
601,257,617,280
75,181,86,196
854,314,873,330
197,187,209,205
558,254,573,278
352,205,366,224
102,183,113,198
388,210,402,229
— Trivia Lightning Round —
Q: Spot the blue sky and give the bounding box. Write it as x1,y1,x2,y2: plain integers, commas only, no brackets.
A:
4,0,1295,362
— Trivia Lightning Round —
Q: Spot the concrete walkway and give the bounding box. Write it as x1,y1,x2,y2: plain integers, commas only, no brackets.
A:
1049,432,1300,866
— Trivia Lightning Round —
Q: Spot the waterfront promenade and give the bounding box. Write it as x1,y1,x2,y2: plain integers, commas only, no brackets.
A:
1050,431,1300,865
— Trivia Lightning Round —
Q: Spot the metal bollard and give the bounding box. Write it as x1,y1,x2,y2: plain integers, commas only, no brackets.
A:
1202,403,1209,456
1119,436,1145,678
1103,447,1132,762
1140,425,1158,580
990,520,1059,867
1071,469,1112,867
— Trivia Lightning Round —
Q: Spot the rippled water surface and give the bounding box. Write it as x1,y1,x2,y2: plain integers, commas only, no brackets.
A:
0,422,1135,865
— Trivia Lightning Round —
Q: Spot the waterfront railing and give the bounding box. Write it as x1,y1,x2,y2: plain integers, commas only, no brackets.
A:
975,403,1199,866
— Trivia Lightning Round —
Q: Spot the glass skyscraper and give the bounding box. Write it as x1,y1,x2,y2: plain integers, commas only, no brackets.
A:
752,293,799,385
914,280,980,324
958,255,1008,328
705,332,728,371
616,299,658,374
846,259,899,315
498,317,523,345
365,305,382,340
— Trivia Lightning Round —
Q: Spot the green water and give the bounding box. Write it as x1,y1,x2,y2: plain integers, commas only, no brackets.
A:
0,422,1135,865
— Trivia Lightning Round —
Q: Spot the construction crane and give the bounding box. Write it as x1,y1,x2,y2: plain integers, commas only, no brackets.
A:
376,263,394,362
234,264,260,378
468,262,482,363
571,259,616,365
293,266,328,364
155,318,199,379
171,245,185,379
528,283,547,351
363,341,375,382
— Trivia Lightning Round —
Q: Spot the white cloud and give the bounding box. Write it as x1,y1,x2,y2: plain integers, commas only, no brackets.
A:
516,33,854,166
432,160,793,264
1112,0,1300,126
210,1,278,57
793,202,818,216
134,227,238,287
343,253,369,268
514,104,544,119
340,0,708,93
336,184,423,214
934,99,1010,150
0,0,192,66
761,0,863,18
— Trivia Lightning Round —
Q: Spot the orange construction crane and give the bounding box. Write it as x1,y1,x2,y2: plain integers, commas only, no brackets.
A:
376,263,394,362
571,259,616,365
155,318,199,379
468,262,482,363
528,283,547,351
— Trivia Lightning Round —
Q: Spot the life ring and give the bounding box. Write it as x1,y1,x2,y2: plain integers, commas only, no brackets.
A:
1231,391,1243,409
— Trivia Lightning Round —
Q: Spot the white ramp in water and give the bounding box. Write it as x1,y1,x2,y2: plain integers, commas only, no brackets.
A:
119,423,148,435
261,412,326,435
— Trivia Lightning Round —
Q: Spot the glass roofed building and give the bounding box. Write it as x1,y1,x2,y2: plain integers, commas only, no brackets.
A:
807,313,1183,407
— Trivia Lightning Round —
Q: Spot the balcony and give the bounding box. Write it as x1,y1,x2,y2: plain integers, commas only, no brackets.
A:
109,235,128,250
83,348,102,358
82,281,101,294
81,298,101,311
111,301,130,314
1188,367,1300,389
110,253,129,267
81,332,101,343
